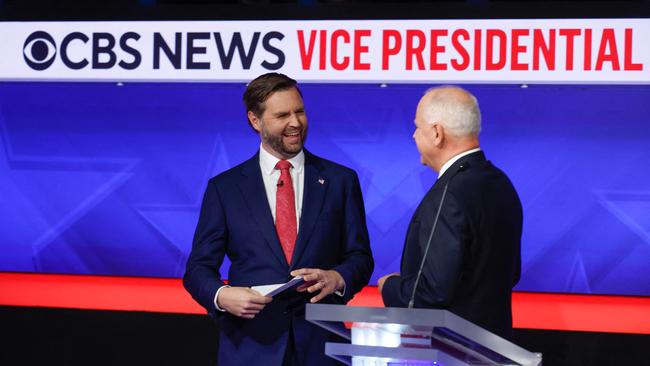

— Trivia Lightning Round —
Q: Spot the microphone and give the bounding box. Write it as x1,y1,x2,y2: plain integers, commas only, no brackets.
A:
408,164,467,309
277,180,284,187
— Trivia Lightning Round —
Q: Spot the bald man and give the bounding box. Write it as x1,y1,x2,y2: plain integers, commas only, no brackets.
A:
378,86,522,340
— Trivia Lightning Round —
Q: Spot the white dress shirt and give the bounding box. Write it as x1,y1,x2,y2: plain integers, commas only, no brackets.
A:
258,144,305,229
438,147,481,179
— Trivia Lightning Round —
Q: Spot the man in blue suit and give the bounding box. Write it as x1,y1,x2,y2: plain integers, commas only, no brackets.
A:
378,86,522,340
184,73,373,365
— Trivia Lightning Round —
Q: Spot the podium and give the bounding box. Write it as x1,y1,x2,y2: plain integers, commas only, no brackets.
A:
306,304,542,366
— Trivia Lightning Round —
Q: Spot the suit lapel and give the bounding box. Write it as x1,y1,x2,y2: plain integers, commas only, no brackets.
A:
291,152,327,269
238,153,289,268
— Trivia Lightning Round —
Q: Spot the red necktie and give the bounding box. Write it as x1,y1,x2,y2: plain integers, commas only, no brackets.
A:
275,160,297,264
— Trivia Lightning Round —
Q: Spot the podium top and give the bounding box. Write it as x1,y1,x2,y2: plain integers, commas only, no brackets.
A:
306,304,542,366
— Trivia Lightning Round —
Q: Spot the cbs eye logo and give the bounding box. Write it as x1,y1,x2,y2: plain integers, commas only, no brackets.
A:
23,31,57,71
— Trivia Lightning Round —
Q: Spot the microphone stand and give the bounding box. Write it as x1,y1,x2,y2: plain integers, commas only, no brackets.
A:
408,164,466,309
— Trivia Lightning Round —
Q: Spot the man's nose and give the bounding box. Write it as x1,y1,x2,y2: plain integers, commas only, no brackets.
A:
288,113,301,126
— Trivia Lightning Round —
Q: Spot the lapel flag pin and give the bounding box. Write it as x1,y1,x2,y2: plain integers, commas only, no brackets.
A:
318,178,325,185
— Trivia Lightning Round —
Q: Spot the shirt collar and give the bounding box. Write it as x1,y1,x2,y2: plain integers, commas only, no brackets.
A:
438,147,481,179
259,144,305,175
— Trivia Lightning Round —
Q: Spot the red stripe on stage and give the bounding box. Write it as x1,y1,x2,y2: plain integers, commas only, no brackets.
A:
0,273,204,314
511,291,650,334
2,272,650,334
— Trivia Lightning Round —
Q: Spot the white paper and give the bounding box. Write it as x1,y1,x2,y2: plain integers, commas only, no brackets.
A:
251,276,305,297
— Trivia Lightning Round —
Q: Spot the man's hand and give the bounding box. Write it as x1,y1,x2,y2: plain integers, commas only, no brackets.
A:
378,273,400,295
290,268,345,303
217,287,273,319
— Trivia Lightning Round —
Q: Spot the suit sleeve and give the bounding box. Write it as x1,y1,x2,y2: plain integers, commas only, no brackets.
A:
333,171,374,304
183,179,228,316
382,191,466,308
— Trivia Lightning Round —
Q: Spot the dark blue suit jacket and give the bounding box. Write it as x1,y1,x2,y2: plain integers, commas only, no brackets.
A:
184,150,373,365
382,151,522,340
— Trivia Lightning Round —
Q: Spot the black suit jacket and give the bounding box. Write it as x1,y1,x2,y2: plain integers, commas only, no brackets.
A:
382,151,522,339
184,150,373,365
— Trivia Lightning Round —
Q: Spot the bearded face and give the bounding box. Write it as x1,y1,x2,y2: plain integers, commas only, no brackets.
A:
250,87,308,159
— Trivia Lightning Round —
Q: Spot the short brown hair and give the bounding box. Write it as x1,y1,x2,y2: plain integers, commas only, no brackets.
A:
243,73,302,121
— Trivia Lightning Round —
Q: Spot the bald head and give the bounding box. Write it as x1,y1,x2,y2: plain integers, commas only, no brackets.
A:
412,86,481,172
419,86,481,137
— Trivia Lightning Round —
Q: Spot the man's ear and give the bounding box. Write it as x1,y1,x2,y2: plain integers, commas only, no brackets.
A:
248,111,261,133
432,123,445,147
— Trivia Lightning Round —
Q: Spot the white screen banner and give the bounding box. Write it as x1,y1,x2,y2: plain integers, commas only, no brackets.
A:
1,19,649,83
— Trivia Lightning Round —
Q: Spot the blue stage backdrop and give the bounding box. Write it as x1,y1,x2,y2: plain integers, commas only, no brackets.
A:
1,82,649,296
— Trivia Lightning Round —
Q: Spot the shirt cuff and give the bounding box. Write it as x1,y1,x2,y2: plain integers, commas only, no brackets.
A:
214,285,231,312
